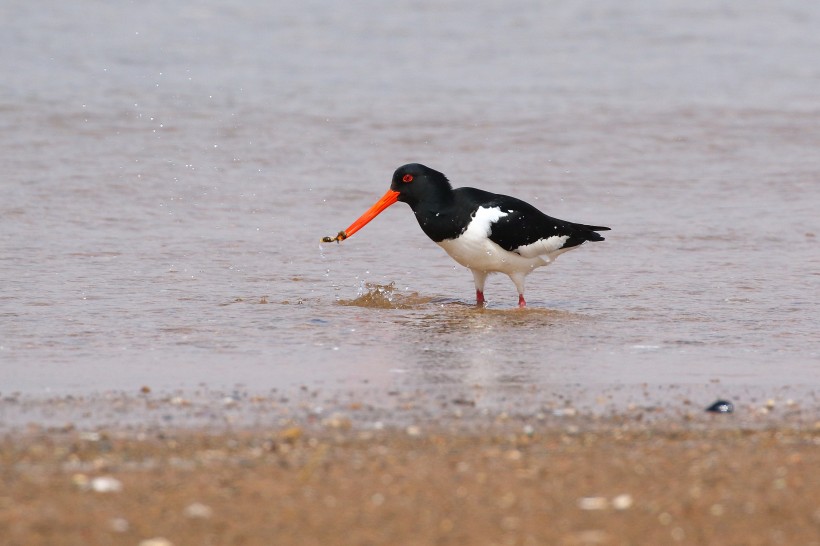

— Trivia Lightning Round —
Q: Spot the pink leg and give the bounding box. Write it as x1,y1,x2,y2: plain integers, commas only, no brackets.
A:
518,294,526,308
476,289,486,306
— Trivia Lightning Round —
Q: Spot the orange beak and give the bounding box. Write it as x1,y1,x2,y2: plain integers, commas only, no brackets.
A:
322,189,400,243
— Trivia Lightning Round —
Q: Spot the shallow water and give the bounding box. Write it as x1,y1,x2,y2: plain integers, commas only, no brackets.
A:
2,0,819,413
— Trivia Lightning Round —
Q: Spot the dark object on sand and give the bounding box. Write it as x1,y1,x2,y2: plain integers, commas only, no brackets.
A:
706,400,734,413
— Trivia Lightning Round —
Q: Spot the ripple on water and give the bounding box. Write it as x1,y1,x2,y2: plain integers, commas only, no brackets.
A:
335,282,591,324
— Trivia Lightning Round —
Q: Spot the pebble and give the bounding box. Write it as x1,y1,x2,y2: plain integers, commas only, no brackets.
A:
279,426,303,442
705,400,733,413
72,474,89,489
574,530,609,544
323,413,352,429
108,517,129,533
371,493,385,506
138,538,174,546
406,425,421,437
505,449,522,461
183,502,213,519
612,493,634,510
577,496,608,510
90,476,123,493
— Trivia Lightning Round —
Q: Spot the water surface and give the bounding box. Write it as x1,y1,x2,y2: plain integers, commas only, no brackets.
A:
2,0,819,415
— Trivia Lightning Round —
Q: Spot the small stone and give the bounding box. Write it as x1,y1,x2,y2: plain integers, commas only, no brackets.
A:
138,538,174,546
109,517,129,533
406,425,421,437
323,413,352,430
705,400,733,413
574,530,609,544
578,496,608,510
72,473,89,488
612,493,634,510
140,385,151,394
505,449,522,461
184,502,213,519
90,476,122,493
279,426,303,442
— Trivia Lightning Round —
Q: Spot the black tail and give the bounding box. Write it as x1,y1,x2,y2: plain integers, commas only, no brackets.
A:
568,223,610,245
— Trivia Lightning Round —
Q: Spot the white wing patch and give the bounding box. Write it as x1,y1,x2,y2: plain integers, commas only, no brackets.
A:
436,206,508,270
514,235,569,259
469,206,509,237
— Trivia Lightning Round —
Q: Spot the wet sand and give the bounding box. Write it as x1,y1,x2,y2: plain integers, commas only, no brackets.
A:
2,393,819,546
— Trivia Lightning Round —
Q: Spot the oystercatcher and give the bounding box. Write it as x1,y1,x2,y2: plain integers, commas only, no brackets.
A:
323,163,610,307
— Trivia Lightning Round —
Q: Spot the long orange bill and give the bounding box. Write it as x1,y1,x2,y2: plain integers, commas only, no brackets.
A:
321,189,400,243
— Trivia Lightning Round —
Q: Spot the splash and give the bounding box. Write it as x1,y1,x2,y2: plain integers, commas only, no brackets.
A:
337,282,434,309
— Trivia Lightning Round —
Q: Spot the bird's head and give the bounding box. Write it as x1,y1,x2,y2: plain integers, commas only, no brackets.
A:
389,163,452,208
321,163,451,243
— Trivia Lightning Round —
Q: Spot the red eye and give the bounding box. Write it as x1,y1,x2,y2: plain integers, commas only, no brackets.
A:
402,174,414,183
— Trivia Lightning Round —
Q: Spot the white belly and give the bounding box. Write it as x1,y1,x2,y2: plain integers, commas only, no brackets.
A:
435,205,575,275
437,235,546,274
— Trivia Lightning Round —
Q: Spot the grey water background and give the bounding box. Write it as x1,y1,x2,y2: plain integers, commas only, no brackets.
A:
1,0,819,409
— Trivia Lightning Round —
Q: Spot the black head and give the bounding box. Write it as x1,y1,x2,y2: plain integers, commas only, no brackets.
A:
321,163,455,244
389,163,453,208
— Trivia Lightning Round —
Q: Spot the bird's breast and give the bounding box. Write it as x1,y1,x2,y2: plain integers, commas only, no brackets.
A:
413,205,471,242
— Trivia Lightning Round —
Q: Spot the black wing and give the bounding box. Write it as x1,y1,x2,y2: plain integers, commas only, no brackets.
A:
459,188,609,253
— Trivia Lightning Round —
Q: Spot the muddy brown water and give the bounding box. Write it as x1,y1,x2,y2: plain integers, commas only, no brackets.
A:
2,0,819,424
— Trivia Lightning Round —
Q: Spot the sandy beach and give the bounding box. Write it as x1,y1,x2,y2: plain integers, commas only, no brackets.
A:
2,392,819,546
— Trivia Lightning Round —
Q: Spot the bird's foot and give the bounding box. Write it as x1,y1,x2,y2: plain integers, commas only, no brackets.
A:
518,294,526,308
476,290,486,307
